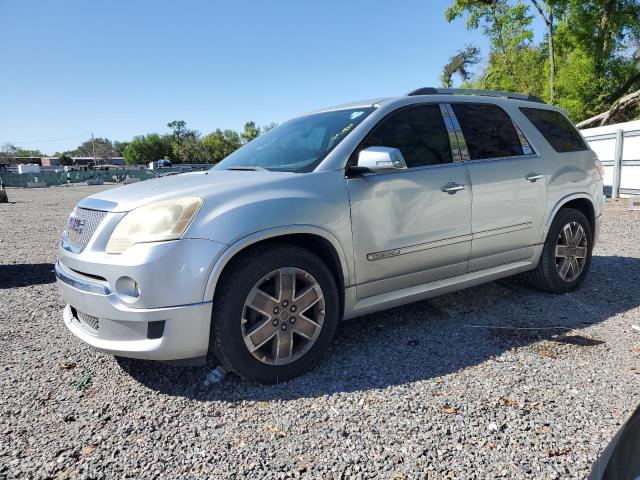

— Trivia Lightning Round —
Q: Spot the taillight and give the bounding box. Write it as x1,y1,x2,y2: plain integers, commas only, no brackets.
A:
595,158,605,180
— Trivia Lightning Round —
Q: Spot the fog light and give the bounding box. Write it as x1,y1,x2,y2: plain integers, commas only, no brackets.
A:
115,276,140,303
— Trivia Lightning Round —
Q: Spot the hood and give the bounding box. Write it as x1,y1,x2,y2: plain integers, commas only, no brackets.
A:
79,170,297,212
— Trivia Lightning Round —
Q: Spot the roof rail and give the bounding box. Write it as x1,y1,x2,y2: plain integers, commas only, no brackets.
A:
406,87,546,104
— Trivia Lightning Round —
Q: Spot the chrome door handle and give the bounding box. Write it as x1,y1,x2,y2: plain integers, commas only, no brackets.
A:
441,182,465,194
525,172,543,182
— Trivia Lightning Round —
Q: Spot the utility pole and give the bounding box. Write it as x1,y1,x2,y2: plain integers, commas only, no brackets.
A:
91,132,97,167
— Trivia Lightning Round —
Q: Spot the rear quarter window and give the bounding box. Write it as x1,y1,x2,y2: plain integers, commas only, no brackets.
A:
451,103,524,160
520,107,588,153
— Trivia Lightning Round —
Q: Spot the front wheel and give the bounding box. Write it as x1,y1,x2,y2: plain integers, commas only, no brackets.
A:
529,208,593,293
210,244,339,383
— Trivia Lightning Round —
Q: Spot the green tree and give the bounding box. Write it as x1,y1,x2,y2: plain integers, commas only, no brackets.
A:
262,122,278,132
554,0,640,122
15,148,44,157
123,134,172,165
173,137,211,164
167,120,188,139
71,137,116,161
441,45,482,87
113,141,130,157
166,120,201,163
241,121,261,143
202,129,242,163
444,0,640,123
0,143,16,164
446,1,536,87
0,144,44,158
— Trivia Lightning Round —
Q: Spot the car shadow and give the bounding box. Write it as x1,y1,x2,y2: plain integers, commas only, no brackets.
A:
118,254,640,402
0,263,55,289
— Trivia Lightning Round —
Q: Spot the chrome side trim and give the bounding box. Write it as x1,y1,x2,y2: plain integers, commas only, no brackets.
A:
55,261,111,295
366,234,473,261
343,258,537,320
472,222,533,239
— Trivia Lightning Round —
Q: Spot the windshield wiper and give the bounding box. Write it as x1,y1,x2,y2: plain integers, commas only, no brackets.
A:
225,165,267,171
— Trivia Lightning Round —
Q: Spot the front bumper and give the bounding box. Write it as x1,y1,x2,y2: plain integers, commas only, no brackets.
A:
56,253,215,361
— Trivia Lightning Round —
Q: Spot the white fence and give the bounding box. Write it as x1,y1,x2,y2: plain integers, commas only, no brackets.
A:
580,120,640,198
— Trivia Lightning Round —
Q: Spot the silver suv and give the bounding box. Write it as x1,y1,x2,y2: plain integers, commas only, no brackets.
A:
56,88,604,383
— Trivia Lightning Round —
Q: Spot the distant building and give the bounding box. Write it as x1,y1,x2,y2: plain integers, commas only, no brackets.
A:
8,156,44,165
41,157,60,167
17,164,40,174
3,156,126,172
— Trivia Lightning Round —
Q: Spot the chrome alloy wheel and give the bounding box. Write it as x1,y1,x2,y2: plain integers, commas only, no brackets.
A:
241,267,325,365
555,221,588,282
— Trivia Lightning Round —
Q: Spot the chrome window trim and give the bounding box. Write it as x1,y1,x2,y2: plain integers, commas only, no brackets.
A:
446,102,538,162
442,104,470,161
439,104,463,163
513,121,535,154
461,153,541,165
355,159,467,178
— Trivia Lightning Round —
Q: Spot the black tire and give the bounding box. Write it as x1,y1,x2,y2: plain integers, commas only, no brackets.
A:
529,207,593,293
210,243,339,384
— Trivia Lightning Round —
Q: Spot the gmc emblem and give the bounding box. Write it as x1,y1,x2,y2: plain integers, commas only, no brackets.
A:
68,216,86,234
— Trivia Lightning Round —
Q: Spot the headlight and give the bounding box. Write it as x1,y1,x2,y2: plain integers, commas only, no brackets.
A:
106,197,203,254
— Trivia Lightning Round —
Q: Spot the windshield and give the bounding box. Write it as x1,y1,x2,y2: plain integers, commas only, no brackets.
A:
213,107,374,173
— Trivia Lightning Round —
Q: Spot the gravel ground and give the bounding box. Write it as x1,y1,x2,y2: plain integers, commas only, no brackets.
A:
1,185,640,479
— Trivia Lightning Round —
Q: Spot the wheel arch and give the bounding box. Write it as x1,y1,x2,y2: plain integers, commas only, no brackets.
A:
541,193,596,242
203,226,349,317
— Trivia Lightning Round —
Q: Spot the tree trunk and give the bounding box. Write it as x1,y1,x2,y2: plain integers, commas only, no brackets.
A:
596,0,615,73
529,0,555,103
576,89,640,128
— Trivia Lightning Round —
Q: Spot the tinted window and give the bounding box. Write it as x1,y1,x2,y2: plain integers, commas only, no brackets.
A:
520,107,588,152
451,103,524,160
359,104,453,168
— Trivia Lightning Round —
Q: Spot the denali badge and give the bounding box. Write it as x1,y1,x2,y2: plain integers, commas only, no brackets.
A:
68,216,86,234
367,249,401,261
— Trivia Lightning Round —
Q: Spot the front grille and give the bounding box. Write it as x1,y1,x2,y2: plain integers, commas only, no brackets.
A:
63,207,107,253
71,306,99,332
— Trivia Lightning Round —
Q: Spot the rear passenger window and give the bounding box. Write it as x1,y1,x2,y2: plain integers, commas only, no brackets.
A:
520,107,588,152
360,104,453,168
451,103,524,160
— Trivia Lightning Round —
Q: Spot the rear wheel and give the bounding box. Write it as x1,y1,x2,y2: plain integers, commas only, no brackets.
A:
210,244,339,383
529,208,593,293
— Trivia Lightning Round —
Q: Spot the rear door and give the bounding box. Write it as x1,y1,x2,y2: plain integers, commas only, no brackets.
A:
347,103,473,298
449,102,548,271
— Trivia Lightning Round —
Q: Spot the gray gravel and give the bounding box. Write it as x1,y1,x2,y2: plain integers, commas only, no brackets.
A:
1,185,640,479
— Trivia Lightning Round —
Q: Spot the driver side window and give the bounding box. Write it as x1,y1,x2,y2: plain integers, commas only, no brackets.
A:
360,104,453,168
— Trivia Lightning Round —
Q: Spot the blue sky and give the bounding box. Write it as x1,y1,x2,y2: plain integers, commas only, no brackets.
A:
1,0,538,154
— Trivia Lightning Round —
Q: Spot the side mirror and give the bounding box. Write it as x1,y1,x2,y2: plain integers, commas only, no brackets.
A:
354,147,407,174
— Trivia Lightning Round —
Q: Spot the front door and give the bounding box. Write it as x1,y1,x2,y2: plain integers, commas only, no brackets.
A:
449,102,548,271
347,103,473,298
